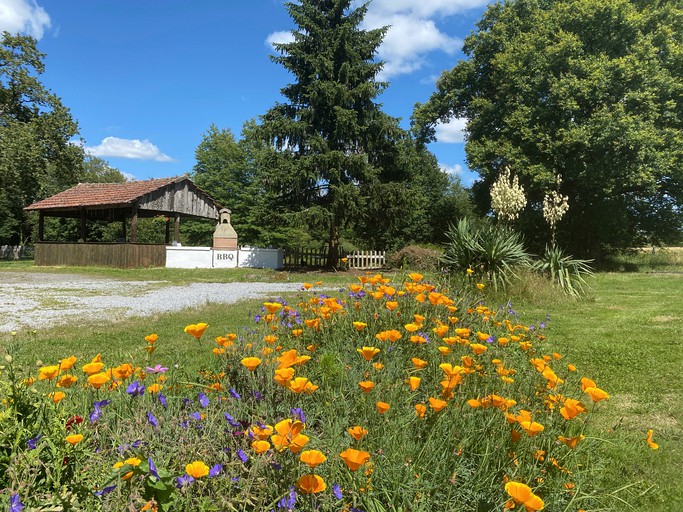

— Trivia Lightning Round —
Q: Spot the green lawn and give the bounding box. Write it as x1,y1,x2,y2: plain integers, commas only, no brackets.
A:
1,267,680,510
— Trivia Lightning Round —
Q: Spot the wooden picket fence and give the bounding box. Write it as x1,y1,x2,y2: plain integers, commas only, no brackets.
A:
283,248,385,270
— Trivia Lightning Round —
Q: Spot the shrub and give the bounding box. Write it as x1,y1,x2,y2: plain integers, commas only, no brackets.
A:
441,218,531,291
387,245,443,272
533,245,593,297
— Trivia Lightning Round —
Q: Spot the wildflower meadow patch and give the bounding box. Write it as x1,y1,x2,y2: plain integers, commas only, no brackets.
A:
1,273,642,511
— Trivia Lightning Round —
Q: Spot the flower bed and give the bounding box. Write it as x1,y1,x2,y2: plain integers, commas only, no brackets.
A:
1,273,624,511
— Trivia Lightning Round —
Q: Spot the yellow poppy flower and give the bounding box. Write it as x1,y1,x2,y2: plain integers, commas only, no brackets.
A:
584,386,609,402
185,461,209,478
59,356,77,371
38,365,60,380
81,362,104,375
407,376,421,391
296,474,327,494
88,372,110,389
385,301,398,311
505,481,544,511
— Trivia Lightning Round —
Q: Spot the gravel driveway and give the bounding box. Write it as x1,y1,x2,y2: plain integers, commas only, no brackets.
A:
0,272,303,333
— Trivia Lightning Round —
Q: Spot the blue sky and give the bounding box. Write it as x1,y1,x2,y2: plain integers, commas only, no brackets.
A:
1,0,493,185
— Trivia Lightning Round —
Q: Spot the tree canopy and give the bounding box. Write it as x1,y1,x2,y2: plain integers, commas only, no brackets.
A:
0,32,84,245
414,0,683,256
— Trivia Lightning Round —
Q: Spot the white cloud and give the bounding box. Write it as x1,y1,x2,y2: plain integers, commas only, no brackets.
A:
367,0,491,18
85,137,174,162
364,13,461,80
121,171,137,182
439,162,463,176
0,0,51,39
265,30,295,49
435,118,467,143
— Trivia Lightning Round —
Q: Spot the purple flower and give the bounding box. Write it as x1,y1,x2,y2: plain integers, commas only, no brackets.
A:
277,487,297,509
332,483,343,500
94,485,116,497
148,458,159,479
158,393,167,408
9,494,23,512
229,388,241,399
27,434,42,450
209,464,222,477
191,412,202,421
254,314,262,323
147,411,159,427
126,380,145,397
89,400,111,424
486,335,495,344
182,398,194,407
176,474,195,488
252,390,264,401
146,364,168,374
291,407,306,424
224,412,240,428
237,449,248,463
198,392,209,408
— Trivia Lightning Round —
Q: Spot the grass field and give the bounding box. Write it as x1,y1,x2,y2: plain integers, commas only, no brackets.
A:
1,263,681,510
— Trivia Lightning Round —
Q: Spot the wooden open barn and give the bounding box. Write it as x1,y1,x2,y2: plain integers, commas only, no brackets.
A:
24,176,222,268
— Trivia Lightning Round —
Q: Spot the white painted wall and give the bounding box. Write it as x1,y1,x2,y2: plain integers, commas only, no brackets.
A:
166,246,283,269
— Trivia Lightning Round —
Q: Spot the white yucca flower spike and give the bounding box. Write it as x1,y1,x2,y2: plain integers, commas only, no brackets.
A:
490,166,527,222
543,175,569,244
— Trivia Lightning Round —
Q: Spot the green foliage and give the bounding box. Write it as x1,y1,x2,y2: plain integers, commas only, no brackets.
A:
0,32,84,245
441,217,531,291
414,0,683,258
532,245,594,297
387,245,443,272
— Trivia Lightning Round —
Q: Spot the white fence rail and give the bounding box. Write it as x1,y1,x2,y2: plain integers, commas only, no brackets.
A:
347,250,385,270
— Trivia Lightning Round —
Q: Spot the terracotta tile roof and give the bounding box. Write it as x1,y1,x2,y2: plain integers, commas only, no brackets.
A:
25,177,183,211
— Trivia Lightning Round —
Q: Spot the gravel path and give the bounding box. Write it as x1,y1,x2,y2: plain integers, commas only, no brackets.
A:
0,272,304,333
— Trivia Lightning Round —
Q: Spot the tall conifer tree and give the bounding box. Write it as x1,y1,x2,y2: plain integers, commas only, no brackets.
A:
259,0,402,264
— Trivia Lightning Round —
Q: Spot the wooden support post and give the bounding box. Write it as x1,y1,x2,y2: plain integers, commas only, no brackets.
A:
174,214,180,244
130,203,138,243
38,211,44,242
165,217,171,244
79,208,86,242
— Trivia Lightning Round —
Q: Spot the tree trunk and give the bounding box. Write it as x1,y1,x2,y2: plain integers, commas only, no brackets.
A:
326,219,340,268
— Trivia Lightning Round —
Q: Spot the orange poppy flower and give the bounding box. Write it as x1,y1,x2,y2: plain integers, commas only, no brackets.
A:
147,383,163,394
65,434,83,445
50,391,66,404
184,323,208,339
353,321,367,331
505,481,544,511
274,367,296,386
288,377,311,394
560,398,586,420
584,386,609,402
470,343,488,355
358,381,375,393
429,397,447,412
407,376,421,391
81,362,104,376
88,372,110,389
348,426,368,441
340,448,371,471
56,374,78,388
263,302,283,314
252,440,271,453
112,363,134,380
408,272,423,282
376,401,390,414
299,449,327,469
297,474,327,494
557,435,585,448
415,403,427,418
412,358,428,369
59,356,77,371
144,333,158,344
241,357,262,372
185,461,209,478
646,429,659,450
357,346,380,361
519,420,545,437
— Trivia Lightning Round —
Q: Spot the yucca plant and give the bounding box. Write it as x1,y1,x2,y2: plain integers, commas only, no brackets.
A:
441,218,531,291
533,245,593,297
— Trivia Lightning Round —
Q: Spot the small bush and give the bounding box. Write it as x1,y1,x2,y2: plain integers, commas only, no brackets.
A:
532,246,593,298
441,218,531,291
387,245,443,272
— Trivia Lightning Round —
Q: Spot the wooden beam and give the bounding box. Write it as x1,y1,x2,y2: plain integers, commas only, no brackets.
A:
79,208,86,242
130,203,138,243
165,217,170,244
38,211,44,242
174,214,180,243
